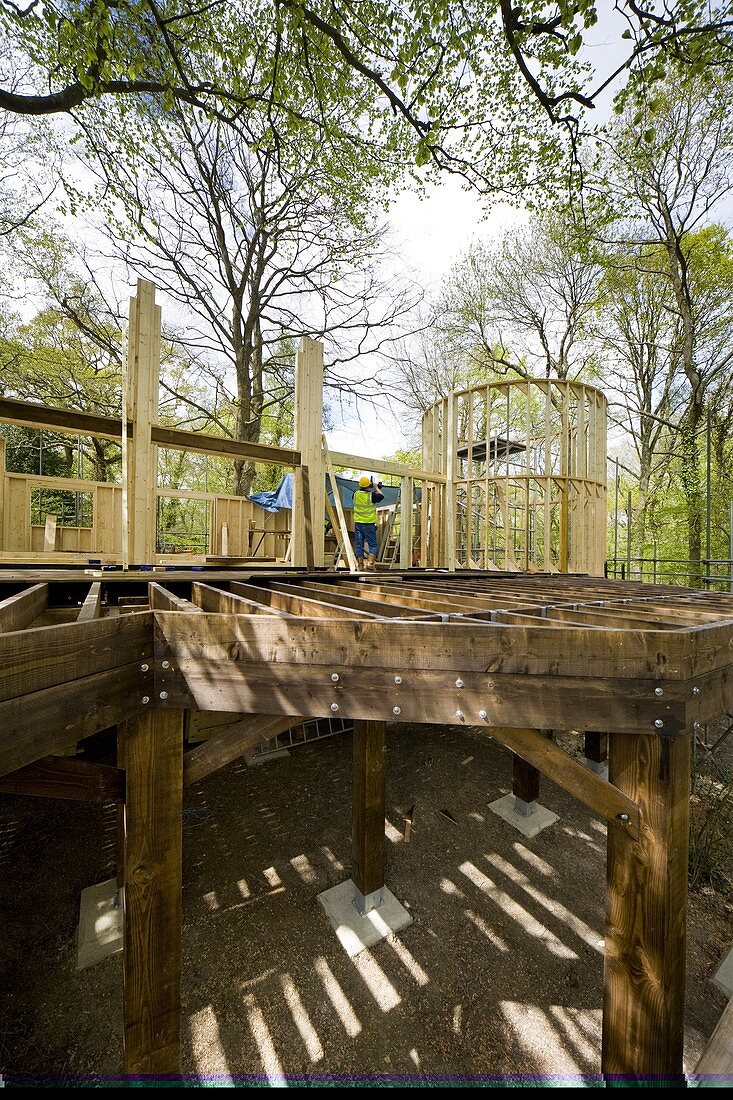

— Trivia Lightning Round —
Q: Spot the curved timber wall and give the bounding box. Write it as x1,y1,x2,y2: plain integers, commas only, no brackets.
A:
422,379,607,574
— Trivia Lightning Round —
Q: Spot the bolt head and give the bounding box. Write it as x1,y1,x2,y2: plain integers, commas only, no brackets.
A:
693,721,701,732
654,687,664,696
140,663,149,673
162,660,170,670
331,703,339,712
331,673,340,683
478,710,488,720
393,706,401,716
455,710,464,720
617,813,630,823
141,696,150,705
692,686,700,696
159,691,168,701
455,678,464,689
394,676,403,685
654,719,664,729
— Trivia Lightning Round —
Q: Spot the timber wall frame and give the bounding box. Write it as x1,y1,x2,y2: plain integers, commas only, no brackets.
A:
1,567,732,1077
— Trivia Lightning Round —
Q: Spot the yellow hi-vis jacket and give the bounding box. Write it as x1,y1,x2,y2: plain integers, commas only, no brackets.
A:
353,489,378,524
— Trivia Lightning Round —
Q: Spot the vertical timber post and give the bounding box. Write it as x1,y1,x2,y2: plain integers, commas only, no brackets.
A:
400,476,413,569
352,719,386,914
584,731,608,775
602,730,690,1078
0,435,5,551
293,337,325,567
124,280,161,566
512,754,540,816
445,394,456,571
123,708,184,1075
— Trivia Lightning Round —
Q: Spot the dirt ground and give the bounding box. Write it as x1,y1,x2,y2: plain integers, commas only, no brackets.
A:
0,722,731,1084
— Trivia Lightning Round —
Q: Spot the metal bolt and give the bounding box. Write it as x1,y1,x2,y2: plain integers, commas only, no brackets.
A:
393,706,401,716
455,678,464,689
455,710,464,720
331,703,339,713
159,691,168,701
654,687,664,696
162,660,170,670
394,676,403,685
692,687,700,696
654,719,664,729
617,813,630,824
141,696,150,705
140,663,149,673
331,673,340,683
693,722,702,732
478,710,488,720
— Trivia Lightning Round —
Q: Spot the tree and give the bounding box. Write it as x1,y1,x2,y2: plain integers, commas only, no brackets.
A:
79,101,420,493
3,3,733,194
595,70,733,574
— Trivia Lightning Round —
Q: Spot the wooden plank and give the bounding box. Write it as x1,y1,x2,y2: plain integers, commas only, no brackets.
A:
602,730,691,1075
148,582,202,614
0,395,130,440
400,477,413,570
77,581,102,622
123,708,183,1074
328,448,446,484
151,425,299,468
44,515,58,552
352,720,386,900
191,581,294,617
0,583,48,633
0,662,151,778
230,581,374,620
183,713,302,785
265,579,436,619
695,998,733,1077
0,613,152,702
322,437,358,571
0,756,125,802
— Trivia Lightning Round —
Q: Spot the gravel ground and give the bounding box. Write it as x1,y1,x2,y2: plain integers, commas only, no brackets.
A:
0,722,730,1083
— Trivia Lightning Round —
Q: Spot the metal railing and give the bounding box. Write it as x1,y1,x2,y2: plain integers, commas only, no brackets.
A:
606,556,733,591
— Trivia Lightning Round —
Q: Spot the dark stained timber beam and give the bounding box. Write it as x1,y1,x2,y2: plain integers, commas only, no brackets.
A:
123,708,183,1075
0,395,131,440
0,756,125,802
602,730,691,1077
352,720,387,908
183,713,302,786
0,613,153,703
0,583,48,633
150,424,300,469
0,662,152,778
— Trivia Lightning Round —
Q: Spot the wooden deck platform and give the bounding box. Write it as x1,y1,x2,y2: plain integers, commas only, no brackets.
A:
2,568,732,1079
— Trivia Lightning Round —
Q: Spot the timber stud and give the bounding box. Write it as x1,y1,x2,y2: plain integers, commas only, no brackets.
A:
159,691,168,701
654,718,665,729
654,687,664,696
331,703,339,713
331,673,340,682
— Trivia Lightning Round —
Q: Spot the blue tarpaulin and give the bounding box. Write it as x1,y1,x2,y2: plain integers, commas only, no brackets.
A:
249,472,401,514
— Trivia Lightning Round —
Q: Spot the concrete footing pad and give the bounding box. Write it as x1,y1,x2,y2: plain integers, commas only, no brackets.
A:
317,878,412,957
489,793,559,838
583,757,609,780
77,877,123,970
713,945,733,997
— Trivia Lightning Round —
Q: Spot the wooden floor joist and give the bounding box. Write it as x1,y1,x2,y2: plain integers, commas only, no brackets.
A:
2,567,733,1078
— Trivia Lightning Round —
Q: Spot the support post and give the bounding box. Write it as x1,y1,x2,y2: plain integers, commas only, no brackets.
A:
400,476,413,569
352,719,386,914
124,280,161,567
602,731,690,1078
293,337,325,567
584,731,608,776
0,434,4,550
512,753,540,816
445,394,456,571
123,708,183,1075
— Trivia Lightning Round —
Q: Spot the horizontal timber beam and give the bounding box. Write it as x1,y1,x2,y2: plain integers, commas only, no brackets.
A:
0,583,49,633
0,396,131,440
327,447,446,484
151,425,300,468
0,756,125,802
184,713,302,785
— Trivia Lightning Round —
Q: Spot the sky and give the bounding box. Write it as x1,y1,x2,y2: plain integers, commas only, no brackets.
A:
325,179,523,472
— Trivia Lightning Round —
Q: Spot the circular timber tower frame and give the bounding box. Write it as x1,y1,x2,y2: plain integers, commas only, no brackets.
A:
422,379,607,574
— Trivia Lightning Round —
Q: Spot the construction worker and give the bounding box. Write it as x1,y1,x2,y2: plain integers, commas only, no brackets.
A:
353,475,384,570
